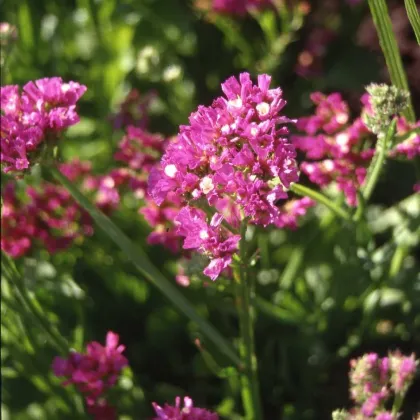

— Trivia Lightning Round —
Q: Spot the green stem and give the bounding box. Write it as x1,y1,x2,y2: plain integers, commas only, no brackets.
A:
404,0,420,45
290,183,351,221
367,0,416,122
2,253,69,354
392,392,405,416
233,222,263,420
51,166,241,366
361,119,397,203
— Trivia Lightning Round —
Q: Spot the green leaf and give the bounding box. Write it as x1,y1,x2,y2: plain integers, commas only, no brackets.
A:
405,0,420,45
367,0,416,122
52,166,240,366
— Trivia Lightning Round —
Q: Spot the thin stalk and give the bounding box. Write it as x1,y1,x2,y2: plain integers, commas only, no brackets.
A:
51,166,241,366
361,119,397,202
404,0,420,45
233,222,263,420
367,0,416,121
2,253,69,354
290,183,351,221
392,393,404,416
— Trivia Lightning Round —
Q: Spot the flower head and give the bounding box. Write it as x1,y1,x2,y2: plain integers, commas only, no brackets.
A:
1,78,86,174
52,331,128,420
149,72,299,228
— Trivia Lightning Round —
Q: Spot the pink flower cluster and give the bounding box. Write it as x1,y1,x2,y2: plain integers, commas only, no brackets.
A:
149,73,299,225
153,396,218,420
1,181,93,258
52,331,128,420
148,73,301,279
292,92,420,206
1,78,86,174
333,351,418,419
210,0,271,16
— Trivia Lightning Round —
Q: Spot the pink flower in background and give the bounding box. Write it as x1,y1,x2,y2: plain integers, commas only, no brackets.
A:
114,126,167,199
1,181,93,258
389,118,420,160
149,72,299,228
140,193,183,254
334,351,418,419
52,331,128,420
389,352,417,394
152,396,219,420
1,78,86,174
293,91,420,206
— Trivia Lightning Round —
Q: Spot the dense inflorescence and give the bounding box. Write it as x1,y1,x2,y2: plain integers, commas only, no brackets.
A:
1,77,86,174
52,331,128,420
332,351,418,419
148,72,306,279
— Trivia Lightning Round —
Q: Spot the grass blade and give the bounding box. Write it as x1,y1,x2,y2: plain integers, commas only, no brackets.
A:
52,166,240,366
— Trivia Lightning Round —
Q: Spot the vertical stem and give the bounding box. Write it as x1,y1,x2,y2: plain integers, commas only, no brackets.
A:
367,0,416,121
233,222,263,420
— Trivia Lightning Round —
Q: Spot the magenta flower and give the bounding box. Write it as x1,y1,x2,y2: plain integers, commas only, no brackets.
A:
389,352,417,394
174,206,240,280
152,396,219,420
334,351,418,419
1,78,86,174
389,118,420,160
1,181,93,258
149,72,299,228
293,91,419,206
52,331,128,420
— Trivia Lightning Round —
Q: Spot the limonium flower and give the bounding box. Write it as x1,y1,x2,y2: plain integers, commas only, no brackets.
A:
332,351,418,419
148,72,301,279
1,181,93,258
52,331,128,420
293,91,420,206
1,77,86,174
149,72,299,226
152,396,219,420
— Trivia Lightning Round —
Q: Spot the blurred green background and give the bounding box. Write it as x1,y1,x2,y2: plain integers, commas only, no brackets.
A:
1,0,419,419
